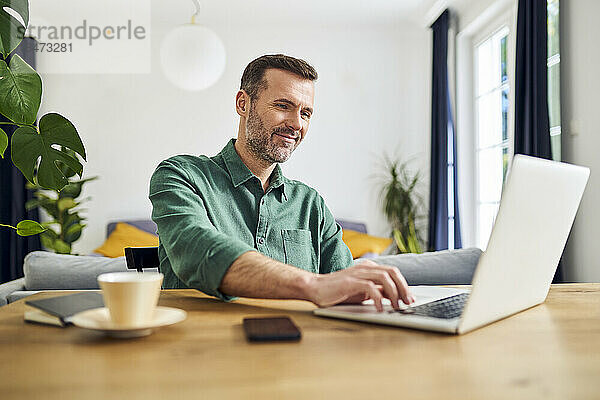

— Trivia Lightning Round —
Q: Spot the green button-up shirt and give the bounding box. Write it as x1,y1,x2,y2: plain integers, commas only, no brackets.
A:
149,139,353,300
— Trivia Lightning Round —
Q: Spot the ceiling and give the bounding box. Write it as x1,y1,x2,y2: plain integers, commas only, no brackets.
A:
153,0,441,27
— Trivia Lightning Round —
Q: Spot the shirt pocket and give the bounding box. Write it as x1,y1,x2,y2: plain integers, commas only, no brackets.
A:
281,229,317,272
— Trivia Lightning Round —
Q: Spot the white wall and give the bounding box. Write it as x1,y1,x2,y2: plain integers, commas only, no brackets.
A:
423,0,502,30
37,5,431,254
560,0,600,281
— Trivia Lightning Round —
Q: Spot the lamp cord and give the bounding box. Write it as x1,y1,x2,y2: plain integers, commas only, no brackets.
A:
191,0,201,24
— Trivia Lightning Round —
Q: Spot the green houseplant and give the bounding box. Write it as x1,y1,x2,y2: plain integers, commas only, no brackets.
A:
25,148,97,254
0,0,87,236
380,155,426,254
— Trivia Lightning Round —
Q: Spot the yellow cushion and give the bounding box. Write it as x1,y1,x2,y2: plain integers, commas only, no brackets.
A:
94,222,159,258
342,229,393,259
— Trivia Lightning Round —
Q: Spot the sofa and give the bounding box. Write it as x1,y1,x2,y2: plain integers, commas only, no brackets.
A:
0,219,482,306
0,249,481,306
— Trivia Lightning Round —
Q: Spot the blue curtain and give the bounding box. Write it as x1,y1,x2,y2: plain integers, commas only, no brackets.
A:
429,9,462,251
515,1,561,281
515,0,552,159
0,38,41,284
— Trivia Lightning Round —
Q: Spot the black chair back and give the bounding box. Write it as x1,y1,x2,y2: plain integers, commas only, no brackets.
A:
124,247,160,273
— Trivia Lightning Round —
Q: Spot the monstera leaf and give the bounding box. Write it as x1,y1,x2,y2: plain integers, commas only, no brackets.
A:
0,0,29,58
0,127,7,158
0,55,42,124
11,113,86,191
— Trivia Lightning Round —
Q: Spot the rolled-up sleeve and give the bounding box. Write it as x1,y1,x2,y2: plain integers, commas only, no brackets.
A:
149,159,255,300
318,195,353,274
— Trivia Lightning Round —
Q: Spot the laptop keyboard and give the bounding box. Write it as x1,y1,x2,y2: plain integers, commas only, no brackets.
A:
391,292,469,319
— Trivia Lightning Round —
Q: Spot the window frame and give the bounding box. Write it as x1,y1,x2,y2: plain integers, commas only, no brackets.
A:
455,0,517,249
473,24,511,249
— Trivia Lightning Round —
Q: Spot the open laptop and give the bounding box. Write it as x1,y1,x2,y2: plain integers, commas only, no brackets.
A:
314,155,590,334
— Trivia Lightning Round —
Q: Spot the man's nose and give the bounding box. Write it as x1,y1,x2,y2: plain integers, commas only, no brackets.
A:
285,110,302,132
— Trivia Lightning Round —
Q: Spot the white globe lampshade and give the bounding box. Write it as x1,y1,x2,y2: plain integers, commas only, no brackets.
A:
160,24,226,91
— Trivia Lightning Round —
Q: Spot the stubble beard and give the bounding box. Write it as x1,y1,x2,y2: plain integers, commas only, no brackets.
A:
245,103,297,164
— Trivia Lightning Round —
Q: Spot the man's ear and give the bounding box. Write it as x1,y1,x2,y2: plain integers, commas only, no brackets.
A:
236,90,249,117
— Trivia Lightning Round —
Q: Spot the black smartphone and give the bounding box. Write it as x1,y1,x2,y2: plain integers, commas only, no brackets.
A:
243,317,302,342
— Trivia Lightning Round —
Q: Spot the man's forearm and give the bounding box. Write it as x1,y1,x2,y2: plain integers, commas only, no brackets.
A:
219,250,414,311
219,251,315,302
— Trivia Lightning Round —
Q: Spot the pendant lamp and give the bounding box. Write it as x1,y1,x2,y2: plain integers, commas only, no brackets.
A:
160,0,226,91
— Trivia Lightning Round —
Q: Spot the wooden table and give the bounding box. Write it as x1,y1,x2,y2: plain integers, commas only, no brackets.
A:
0,284,599,399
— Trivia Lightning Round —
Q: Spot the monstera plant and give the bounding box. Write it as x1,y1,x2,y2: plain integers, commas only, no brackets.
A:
0,0,86,236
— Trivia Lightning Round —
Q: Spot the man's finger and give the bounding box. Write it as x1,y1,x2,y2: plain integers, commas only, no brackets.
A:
353,280,384,312
354,270,400,309
384,266,413,304
352,264,413,305
354,259,378,267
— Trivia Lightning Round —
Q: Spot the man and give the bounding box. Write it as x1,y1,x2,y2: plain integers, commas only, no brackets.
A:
149,54,414,312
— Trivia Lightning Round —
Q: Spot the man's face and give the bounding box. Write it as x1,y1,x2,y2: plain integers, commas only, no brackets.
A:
244,69,315,164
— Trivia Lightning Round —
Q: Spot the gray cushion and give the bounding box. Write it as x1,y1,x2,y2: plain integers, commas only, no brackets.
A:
0,277,26,306
106,220,158,237
23,251,140,290
336,219,368,234
358,248,482,285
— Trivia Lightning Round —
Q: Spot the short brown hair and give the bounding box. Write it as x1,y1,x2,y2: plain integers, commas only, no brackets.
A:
240,54,318,100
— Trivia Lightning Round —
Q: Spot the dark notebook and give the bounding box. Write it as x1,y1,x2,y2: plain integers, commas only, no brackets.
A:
24,292,104,327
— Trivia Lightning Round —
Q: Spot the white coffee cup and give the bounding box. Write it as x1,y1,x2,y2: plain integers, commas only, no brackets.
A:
97,272,163,327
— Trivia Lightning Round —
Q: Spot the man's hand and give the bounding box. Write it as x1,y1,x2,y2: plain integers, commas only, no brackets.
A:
308,259,415,312
220,252,413,313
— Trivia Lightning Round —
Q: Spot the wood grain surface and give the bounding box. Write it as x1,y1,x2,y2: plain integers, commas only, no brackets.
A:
0,284,599,400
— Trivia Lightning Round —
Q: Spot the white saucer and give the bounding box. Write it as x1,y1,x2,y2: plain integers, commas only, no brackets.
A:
70,306,187,338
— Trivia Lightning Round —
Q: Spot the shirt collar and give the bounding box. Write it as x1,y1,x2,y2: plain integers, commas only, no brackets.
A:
221,139,255,188
220,139,288,201
269,164,288,201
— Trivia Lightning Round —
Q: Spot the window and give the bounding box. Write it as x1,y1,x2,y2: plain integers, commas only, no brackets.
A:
456,1,558,250
548,0,561,161
474,27,510,249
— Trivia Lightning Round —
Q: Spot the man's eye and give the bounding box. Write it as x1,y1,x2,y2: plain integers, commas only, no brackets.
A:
275,103,288,109
302,112,311,119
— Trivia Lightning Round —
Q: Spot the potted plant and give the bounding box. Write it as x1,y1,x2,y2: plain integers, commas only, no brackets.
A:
25,148,97,254
0,0,87,236
379,155,426,254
